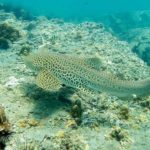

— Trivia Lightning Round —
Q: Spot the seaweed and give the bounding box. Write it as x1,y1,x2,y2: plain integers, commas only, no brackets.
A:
0,106,12,149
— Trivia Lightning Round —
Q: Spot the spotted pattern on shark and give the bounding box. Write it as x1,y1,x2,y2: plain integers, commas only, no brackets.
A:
24,50,150,98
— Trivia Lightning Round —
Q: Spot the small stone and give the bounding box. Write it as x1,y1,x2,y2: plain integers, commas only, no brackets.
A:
65,119,77,128
27,119,39,127
55,130,65,138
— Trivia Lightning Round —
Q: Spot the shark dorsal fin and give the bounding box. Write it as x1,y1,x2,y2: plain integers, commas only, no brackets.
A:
84,57,102,70
38,44,49,55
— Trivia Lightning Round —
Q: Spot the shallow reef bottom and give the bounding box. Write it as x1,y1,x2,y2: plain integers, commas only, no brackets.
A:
0,9,150,150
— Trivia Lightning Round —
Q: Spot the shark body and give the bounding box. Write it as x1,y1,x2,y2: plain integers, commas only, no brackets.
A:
24,51,150,98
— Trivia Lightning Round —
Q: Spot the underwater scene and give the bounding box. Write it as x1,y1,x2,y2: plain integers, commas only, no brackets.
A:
0,0,150,150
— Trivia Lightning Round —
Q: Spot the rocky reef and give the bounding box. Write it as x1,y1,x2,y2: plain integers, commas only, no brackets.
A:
100,10,150,66
0,8,150,150
123,28,150,66
0,23,20,49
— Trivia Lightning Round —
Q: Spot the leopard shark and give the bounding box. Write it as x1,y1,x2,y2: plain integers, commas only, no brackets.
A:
24,48,150,98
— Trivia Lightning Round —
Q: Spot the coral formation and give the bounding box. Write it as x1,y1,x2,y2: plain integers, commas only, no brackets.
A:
118,105,130,120
0,106,11,149
0,37,9,49
136,96,150,109
17,118,39,128
121,27,150,66
109,126,128,142
0,23,20,41
99,11,150,66
0,23,20,49
48,131,89,150
132,36,150,66
18,44,31,56
0,3,32,20
100,11,150,35
70,99,83,125
11,138,43,150
106,126,132,147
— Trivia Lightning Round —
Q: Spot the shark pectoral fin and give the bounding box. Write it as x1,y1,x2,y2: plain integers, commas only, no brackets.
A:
36,70,61,91
84,57,102,70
